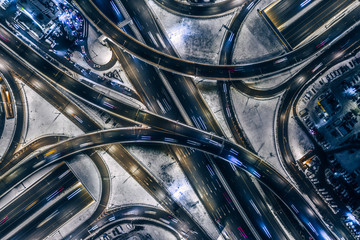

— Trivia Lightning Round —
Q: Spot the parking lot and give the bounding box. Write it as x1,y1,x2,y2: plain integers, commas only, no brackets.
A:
298,56,360,150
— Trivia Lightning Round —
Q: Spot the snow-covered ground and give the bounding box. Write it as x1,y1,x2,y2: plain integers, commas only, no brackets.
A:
67,154,101,201
21,82,83,145
195,80,234,141
125,144,219,239
87,26,112,65
147,0,234,64
9,61,217,239
288,112,314,160
150,0,284,65
70,25,135,91
51,149,166,239
231,89,289,178
103,149,161,208
70,49,134,92
232,0,285,64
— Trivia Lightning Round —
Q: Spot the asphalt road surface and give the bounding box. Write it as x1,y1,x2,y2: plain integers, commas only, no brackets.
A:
72,0,353,79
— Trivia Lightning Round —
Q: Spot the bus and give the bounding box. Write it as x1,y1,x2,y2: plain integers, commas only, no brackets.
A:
1,85,14,119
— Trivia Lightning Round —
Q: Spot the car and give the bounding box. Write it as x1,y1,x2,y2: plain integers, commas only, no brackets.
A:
344,175,353,180
126,223,134,230
343,173,351,178
323,143,331,149
305,92,312,98
340,66,347,73
310,177,318,182
300,108,308,117
84,56,91,63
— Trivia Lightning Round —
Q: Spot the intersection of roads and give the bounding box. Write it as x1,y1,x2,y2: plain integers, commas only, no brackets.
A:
0,0,360,239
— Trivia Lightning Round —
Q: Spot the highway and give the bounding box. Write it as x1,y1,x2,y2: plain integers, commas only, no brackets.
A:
109,40,183,119
223,11,360,238
233,6,360,98
0,33,114,240
0,162,93,239
218,0,258,150
0,28,208,239
275,25,360,239
5,17,140,102
0,77,5,139
216,1,306,239
0,124,339,240
72,0,359,80
0,135,68,175
0,1,358,238
0,51,113,239
0,71,25,164
8,181,94,240
119,0,288,238
78,205,188,239
280,0,356,48
93,3,247,239
152,0,245,18
0,19,349,238
263,0,318,28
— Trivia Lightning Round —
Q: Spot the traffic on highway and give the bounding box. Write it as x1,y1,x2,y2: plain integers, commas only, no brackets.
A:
0,0,359,239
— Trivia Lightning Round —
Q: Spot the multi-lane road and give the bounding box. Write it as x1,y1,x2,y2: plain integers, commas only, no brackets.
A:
151,0,245,18
0,162,94,240
0,0,359,239
73,0,359,80
1,13,357,237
